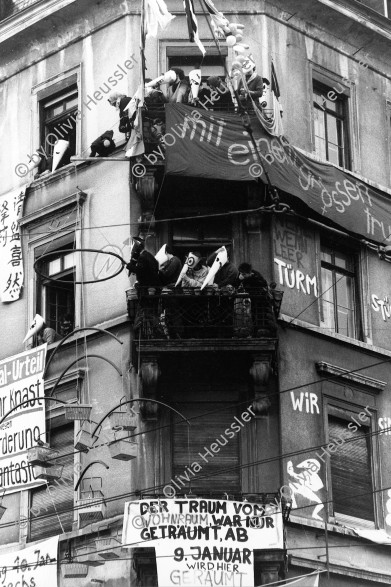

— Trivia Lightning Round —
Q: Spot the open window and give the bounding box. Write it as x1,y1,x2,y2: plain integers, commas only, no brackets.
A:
39,86,78,170
35,240,76,337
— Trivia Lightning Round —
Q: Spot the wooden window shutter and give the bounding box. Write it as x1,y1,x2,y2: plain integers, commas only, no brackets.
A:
29,424,74,541
173,403,240,494
328,415,374,521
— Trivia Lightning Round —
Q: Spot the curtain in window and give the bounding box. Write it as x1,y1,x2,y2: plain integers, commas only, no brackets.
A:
328,415,374,521
172,402,240,494
30,424,74,541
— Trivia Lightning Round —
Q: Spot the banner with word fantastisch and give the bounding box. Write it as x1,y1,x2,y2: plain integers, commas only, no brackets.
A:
165,104,391,245
0,344,47,493
0,535,58,586
123,498,283,586
0,186,27,302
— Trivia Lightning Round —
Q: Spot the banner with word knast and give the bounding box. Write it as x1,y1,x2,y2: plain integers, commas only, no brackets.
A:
123,498,284,586
0,535,58,586
0,186,27,302
0,344,47,493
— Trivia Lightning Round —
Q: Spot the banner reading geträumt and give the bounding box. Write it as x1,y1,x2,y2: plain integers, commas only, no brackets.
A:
123,498,283,586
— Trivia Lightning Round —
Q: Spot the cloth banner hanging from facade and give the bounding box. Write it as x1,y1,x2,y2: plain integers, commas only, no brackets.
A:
165,104,391,245
0,344,47,493
0,535,58,585
123,498,283,586
0,185,27,302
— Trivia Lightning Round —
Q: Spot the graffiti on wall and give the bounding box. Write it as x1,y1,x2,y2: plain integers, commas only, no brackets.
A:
379,417,391,436
273,217,312,269
371,294,391,321
290,392,320,414
287,459,324,521
274,258,318,296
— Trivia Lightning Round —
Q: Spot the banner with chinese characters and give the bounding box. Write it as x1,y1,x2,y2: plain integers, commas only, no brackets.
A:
0,344,47,493
123,498,283,586
0,535,58,586
0,186,27,302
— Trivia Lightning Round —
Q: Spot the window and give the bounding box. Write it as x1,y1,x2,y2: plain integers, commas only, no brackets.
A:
172,402,240,494
166,46,227,80
172,216,232,259
36,242,76,335
320,242,360,339
313,81,350,169
29,422,75,541
326,405,375,524
40,85,78,171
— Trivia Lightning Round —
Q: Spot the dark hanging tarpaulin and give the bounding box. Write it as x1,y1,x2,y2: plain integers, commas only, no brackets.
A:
165,104,391,245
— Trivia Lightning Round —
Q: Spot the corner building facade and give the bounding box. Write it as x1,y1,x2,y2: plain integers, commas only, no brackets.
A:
1,0,391,585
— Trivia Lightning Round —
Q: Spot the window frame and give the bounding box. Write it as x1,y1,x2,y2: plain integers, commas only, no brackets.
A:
312,80,350,169
160,41,229,85
21,198,82,345
323,396,380,529
31,66,81,174
310,64,358,172
39,85,78,167
319,236,363,340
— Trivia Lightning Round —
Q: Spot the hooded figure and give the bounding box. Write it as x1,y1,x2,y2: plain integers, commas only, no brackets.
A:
126,237,160,287
89,130,116,157
203,247,238,289
237,57,265,109
156,245,182,286
108,91,135,134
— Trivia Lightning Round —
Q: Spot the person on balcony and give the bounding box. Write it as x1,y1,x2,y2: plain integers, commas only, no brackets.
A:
206,76,234,111
181,252,209,287
237,263,268,292
108,91,135,134
237,58,265,110
165,68,189,104
159,246,182,286
206,248,238,288
37,322,61,345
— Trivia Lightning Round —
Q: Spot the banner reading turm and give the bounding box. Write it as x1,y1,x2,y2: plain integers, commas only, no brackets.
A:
165,104,391,245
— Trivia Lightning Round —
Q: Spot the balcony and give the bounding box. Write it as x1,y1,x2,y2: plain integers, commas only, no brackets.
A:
127,287,282,419
127,286,282,348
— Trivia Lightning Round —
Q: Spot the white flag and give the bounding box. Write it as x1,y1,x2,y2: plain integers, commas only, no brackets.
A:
145,0,175,38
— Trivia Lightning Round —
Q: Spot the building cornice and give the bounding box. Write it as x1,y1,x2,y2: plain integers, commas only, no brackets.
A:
0,0,77,45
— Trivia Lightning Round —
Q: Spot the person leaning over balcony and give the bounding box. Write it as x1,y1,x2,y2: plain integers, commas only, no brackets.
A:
37,323,62,345
165,68,189,104
159,246,182,286
237,263,268,292
108,91,135,134
181,252,209,287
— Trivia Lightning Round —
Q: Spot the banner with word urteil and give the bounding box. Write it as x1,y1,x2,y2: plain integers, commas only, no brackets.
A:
0,344,47,493
123,498,283,586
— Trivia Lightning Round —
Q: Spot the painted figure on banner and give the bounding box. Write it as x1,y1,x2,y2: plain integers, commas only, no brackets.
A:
287,459,324,521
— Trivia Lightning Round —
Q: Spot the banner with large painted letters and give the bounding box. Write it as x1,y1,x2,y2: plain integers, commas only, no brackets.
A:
165,104,391,245
123,498,283,586
0,535,58,586
0,344,47,493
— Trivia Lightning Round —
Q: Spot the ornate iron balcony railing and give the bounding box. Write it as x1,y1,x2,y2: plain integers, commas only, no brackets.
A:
127,287,282,341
